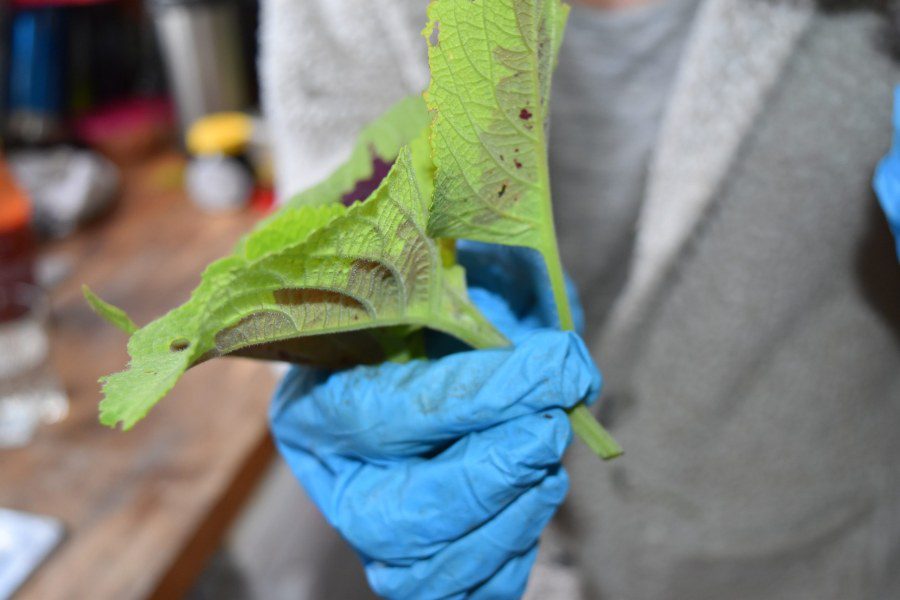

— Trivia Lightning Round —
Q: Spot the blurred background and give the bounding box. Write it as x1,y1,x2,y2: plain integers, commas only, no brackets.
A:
0,1,376,598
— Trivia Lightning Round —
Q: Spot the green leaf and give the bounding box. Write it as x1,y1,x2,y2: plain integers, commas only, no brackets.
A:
425,0,622,459
98,146,506,430
424,0,568,249
83,285,138,335
90,0,620,459
285,95,431,209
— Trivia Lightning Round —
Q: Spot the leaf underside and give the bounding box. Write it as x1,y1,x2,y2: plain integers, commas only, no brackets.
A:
424,0,568,249
93,147,505,430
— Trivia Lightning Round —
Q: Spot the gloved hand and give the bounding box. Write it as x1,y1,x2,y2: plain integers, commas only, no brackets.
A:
270,243,600,599
874,85,900,260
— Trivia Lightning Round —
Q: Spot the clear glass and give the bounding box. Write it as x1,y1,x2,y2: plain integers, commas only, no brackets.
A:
0,284,68,448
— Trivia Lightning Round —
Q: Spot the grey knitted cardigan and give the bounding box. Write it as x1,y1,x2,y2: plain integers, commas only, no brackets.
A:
261,1,900,598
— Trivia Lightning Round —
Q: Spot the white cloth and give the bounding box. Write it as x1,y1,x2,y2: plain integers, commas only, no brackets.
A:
259,0,429,201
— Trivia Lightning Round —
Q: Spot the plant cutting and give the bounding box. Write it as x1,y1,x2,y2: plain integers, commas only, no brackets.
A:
86,0,622,459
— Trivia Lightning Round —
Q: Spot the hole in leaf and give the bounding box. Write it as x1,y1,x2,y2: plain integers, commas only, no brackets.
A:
429,22,440,47
170,339,190,352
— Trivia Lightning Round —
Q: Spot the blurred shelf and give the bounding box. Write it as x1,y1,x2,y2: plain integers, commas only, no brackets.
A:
0,150,277,600
11,0,119,8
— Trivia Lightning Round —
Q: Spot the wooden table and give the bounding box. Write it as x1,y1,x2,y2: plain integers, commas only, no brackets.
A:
0,153,278,599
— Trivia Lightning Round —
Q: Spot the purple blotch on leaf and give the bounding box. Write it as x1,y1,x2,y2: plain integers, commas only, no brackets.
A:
342,153,395,206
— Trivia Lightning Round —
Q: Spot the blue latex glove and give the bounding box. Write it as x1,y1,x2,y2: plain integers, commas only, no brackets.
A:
873,85,900,260
270,243,599,599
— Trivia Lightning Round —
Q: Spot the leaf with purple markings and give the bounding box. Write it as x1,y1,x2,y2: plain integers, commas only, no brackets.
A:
87,147,505,430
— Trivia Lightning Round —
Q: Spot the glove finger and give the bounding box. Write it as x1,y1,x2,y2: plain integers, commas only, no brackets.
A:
332,410,571,563
272,330,600,462
365,469,568,599
468,546,541,600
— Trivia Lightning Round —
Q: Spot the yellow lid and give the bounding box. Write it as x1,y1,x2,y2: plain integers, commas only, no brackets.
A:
186,112,253,156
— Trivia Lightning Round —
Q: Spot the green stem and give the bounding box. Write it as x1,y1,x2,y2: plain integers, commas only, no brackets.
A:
541,239,576,332
570,404,623,460
537,160,622,460
541,248,623,460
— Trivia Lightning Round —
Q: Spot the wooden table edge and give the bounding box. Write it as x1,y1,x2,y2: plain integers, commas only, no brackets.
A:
147,433,275,599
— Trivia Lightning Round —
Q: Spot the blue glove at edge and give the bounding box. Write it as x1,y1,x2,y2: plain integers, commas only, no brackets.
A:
873,85,900,260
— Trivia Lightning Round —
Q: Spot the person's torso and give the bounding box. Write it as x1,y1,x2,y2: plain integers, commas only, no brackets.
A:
560,7,900,599
549,0,700,327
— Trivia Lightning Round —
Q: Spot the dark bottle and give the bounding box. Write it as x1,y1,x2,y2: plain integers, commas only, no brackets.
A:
0,158,35,322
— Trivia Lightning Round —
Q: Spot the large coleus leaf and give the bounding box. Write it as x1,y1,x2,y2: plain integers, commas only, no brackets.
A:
424,0,568,250
88,147,505,430
424,0,622,458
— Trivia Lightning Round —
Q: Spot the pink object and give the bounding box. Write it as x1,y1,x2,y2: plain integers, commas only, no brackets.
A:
72,97,174,147
12,0,116,7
